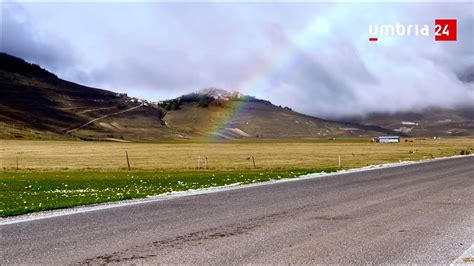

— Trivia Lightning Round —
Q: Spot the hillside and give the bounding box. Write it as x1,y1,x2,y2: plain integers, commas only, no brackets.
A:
0,53,174,141
162,89,395,139
346,107,474,137
0,53,395,140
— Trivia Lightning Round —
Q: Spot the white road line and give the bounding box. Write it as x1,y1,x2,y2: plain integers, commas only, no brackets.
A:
452,244,474,265
0,154,472,226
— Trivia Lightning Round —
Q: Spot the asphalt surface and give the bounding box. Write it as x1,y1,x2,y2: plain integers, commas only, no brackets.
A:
1,156,473,264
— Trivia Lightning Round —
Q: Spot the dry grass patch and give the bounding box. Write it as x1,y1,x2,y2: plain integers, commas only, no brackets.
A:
0,138,472,171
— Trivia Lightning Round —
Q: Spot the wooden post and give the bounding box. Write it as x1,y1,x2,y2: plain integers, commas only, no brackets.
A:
252,156,256,169
16,157,19,170
204,157,208,170
0,147,4,171
125,151,131,171
197,156,201,170
0,148,3,170
338,155,341,168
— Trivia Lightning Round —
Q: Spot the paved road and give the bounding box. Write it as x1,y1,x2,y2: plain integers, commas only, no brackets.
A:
1,156,473,264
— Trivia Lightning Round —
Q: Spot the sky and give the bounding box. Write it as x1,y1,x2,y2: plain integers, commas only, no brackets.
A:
1,1,473,118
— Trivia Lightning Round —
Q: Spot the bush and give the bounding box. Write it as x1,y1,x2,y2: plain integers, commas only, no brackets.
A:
197,96,212,107
163,100,180,111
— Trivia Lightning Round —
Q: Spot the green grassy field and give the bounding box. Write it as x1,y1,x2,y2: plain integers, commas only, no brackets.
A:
0,138,472,217
0,169,333,217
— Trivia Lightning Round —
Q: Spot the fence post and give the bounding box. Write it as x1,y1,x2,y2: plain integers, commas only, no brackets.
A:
338,155,341,168
197,156,201,170
16,156,19,170
252,156,256,169
125,151,131,171
0,147,4,170
204,157,208,170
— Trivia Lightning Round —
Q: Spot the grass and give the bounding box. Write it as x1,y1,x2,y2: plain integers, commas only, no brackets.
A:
0,168,334,217
1,138,473,170
0,138,472,217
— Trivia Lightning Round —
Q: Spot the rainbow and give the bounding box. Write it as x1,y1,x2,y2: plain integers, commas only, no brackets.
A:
206,16,332,141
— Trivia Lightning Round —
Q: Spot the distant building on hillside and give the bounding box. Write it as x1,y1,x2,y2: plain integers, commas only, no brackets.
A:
374,136,400,143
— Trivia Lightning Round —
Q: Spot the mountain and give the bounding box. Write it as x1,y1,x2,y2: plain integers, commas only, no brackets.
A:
345,107,474,137
0,53,397,140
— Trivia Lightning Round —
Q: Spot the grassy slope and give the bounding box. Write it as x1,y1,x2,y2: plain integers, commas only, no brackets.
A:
164,101,391,139
0,70,174,141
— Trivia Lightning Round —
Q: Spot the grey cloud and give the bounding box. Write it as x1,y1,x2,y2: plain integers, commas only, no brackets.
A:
1,2,76,73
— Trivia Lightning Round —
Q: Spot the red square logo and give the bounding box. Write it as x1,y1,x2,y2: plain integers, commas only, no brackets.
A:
435,19,457,41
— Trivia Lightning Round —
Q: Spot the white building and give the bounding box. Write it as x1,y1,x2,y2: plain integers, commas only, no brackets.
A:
374,136,400,143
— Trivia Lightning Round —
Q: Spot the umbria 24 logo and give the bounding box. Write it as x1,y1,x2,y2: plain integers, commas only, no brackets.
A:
368,19,457,42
